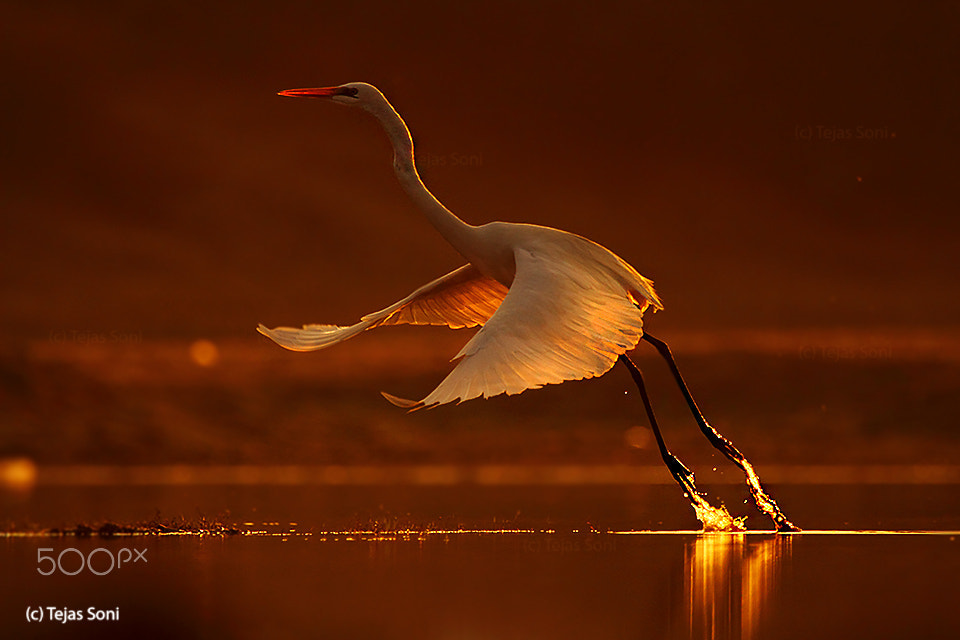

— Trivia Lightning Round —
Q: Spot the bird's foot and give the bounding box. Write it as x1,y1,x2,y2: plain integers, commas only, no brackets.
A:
664,453,746,532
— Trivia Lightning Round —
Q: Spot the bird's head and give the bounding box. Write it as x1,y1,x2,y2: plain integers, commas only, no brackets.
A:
277,82,384,109
278,81,410,155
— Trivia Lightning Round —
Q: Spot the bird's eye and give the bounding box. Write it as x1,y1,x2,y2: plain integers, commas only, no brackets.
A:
342,87,359,98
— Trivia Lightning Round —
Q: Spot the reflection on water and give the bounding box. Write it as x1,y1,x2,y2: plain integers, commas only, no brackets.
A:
684,534,791,640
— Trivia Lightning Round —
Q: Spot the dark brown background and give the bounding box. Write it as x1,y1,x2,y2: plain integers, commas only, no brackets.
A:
3,1,958,339
1,1,958,468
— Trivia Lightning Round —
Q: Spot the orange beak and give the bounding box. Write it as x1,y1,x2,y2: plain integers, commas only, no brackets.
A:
278,86,348,98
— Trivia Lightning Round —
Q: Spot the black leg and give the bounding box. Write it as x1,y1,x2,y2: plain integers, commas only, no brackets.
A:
640,333,800,532
619,354,744,531
619,354,696,496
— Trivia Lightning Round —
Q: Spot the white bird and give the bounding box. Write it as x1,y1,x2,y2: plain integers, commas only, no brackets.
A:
258,82,798,532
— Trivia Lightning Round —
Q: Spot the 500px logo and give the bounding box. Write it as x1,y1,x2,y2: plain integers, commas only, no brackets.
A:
37,547,147,576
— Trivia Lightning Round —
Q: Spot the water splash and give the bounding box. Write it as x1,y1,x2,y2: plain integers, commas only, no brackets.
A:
690,495,747,533
738,458,797,531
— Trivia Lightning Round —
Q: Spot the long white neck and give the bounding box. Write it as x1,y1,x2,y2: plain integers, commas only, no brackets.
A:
362,92,478,257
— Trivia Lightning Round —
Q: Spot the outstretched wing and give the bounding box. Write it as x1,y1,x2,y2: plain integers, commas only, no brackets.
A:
399,241,656,408
257,264,508,352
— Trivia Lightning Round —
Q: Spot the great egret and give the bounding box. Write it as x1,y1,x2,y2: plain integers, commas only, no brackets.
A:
258,82,798,532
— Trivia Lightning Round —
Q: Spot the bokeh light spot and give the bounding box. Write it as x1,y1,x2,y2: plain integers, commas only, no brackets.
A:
189,339,220,367
0,457,38,493
624,425,650,449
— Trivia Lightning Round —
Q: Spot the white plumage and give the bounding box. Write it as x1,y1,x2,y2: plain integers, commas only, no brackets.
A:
257,263,507,351
257,82,801,531
258,82,661,409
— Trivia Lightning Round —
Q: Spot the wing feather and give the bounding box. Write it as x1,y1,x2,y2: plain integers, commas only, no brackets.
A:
415,241,656,407
259,228,661,410
258,264,508,351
